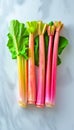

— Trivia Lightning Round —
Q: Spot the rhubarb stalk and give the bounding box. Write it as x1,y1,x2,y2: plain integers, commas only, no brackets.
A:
18,56,28,107
36,21,47,108
26,21,38,104
45,23,55,107
7,20,28,107
50,21,63,106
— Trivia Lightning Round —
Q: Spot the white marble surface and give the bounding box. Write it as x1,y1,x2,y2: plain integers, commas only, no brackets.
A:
0,0,74,130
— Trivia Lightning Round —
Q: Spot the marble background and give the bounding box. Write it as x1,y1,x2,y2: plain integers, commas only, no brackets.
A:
0,0,74,130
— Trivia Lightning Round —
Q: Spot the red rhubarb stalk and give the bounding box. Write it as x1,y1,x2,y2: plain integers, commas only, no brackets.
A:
50,21,63,106
36,21,47,108
45,24,55,107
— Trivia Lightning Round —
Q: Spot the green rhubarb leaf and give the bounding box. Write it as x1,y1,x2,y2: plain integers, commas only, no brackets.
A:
57,36,68,65
49,21,54,26
44,32,49,60
57,56,61,65
58,36,68,55
7,20,29,59
18,37,29,59
7,33,17,59
34,36,39,66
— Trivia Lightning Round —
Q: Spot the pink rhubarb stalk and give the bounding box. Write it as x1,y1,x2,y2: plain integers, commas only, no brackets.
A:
45,25,55,107
36,21,47,108
50,21,63,106
26,21,38,105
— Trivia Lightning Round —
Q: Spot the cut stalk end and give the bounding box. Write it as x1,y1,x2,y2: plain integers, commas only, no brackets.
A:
18,101,27,108
54,21,63,31
47,25,55,35
36,103,44,108
38,21,47,35
28,100,35,105
45,103,55,108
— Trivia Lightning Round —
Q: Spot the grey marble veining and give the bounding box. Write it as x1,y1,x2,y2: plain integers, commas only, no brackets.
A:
0,0,74,130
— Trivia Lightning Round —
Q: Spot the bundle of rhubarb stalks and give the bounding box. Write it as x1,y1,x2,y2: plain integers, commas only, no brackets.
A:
7,20,68,108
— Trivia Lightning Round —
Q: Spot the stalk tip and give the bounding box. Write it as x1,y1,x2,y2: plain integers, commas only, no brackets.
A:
28,100,35,105
47,24,55,35
36,104,44,108
54,21,63,31
18,101,27,108
45,103,55,108
38,21,47,35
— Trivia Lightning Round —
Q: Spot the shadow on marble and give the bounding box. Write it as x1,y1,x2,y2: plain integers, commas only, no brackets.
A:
57,26,73,88
57,61,73,88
